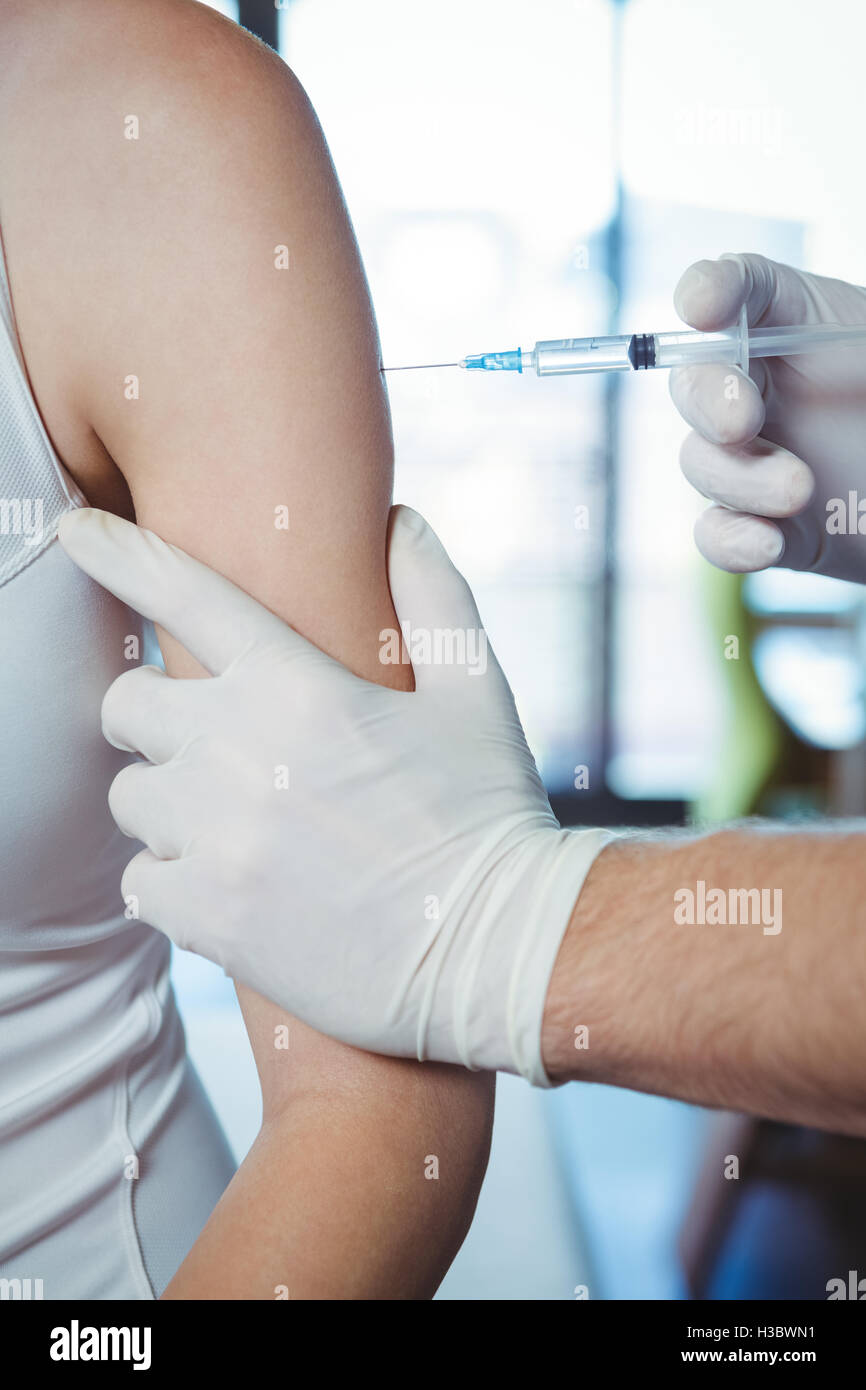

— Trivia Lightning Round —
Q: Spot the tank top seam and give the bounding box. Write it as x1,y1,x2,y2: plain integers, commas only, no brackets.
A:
112,990,161,1302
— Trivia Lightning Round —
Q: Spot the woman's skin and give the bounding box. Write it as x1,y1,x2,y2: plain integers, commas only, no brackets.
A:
0,0,493,1297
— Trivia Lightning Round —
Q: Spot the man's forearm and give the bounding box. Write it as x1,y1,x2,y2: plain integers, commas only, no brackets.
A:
542,825,866,1136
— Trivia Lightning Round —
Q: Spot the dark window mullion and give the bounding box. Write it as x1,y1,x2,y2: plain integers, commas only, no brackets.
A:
237,0,281,50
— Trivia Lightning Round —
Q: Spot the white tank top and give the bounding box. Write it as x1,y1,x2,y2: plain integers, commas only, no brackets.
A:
0,232,234,1298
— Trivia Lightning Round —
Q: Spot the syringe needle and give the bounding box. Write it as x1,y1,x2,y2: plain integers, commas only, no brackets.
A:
381,362,460,372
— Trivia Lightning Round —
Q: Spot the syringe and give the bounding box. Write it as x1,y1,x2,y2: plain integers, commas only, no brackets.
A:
384,307,866,378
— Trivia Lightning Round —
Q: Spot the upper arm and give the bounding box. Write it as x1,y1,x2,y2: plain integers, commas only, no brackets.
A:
12,0,397,670
0,0,417,1109
80,12,400,672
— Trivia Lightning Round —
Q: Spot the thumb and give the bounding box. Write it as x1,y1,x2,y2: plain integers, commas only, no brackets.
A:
674,253,809,332
386,506,489,688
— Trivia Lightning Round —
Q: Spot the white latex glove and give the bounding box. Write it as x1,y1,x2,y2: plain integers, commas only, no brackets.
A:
58,505,609,1085
670,252,866,581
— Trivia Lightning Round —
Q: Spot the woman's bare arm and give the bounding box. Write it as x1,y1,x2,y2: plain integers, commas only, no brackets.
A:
0,0,493,1297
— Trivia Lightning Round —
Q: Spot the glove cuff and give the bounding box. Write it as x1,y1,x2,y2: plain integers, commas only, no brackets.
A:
508,826,615,1086
432,824,614,1084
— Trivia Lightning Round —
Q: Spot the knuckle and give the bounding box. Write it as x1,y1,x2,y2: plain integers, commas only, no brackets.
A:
679,431,708,483
215,836,262,905
108,762,141,830
176,728,232,771
101,665,161,747
120,855,146,921
785,459,815,514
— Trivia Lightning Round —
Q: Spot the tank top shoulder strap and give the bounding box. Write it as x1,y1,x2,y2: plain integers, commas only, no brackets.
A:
0,226,85,587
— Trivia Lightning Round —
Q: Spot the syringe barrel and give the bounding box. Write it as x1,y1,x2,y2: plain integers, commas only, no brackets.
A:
652,327,742,369
530,336,633,375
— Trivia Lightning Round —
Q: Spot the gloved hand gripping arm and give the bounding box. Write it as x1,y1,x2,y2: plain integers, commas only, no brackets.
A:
59,504,610,1086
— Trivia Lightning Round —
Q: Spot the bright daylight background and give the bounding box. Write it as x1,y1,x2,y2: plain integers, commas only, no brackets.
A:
171,0,866,1298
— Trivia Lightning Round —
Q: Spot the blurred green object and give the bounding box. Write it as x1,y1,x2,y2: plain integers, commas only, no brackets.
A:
691,566,785,824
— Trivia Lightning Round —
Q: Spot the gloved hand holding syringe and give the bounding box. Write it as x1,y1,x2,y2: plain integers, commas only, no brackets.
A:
388,252,866,583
